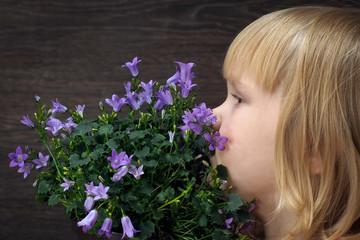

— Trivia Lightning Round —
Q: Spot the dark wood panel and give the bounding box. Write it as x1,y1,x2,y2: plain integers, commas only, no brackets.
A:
1,0,359,239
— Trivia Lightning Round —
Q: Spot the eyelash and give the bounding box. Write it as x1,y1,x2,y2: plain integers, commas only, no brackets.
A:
231,94,243,104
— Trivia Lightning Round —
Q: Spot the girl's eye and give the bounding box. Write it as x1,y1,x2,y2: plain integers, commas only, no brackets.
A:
231,94,243,104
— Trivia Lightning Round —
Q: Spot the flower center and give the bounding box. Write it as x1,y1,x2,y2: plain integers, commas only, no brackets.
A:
16,155,23,163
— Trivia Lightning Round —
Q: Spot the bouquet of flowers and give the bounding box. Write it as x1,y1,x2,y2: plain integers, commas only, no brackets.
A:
8,57,255,239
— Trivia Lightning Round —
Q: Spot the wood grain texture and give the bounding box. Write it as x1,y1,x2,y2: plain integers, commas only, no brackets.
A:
1,1,359,239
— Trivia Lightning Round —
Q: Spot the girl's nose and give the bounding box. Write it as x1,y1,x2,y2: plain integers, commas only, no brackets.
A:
211,106,222,132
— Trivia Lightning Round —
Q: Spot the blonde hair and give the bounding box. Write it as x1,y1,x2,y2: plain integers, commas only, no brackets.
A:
223,6,360,240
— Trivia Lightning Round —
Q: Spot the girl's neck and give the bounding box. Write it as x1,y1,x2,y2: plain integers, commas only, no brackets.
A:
255,200,299,240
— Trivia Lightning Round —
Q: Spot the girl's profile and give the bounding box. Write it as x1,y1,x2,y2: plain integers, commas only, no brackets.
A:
212,6,360,240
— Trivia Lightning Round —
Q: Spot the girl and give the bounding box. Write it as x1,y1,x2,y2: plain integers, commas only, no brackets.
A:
211,6,360,240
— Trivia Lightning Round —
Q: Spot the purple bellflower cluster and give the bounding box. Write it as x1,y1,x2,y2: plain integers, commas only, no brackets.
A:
8,57,255,240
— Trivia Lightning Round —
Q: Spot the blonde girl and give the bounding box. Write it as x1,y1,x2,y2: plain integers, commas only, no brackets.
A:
211,6,360,239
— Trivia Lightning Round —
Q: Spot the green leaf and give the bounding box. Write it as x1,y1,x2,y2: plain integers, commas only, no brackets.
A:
134,146,150,158
107,139,119,149
141,159,157,167
216,164,228,180
48,193,60,206
157,187,175,202
66,201,77,215
137,221,155,239
151,134,166,146
198,214,208,227
129,130,148,140
71,121,93,137
213,229,232,240
69,154,91,167
38,181,51,194
225,193,244,212
165,154,179,164
98,124,114,135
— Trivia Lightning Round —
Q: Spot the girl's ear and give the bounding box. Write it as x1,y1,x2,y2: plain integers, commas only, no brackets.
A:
310,157,323,175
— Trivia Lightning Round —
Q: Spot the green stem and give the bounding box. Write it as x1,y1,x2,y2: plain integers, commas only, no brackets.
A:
158,183,193,210
43,139,64,178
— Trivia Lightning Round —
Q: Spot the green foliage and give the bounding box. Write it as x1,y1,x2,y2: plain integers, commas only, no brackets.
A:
12,60,255,240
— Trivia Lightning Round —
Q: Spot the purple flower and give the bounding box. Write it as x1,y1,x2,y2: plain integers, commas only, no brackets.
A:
192,103,216,126
113,166,129,182
225,217,233,229
84,196,95,212
20,115,34,128
240,222,253,233
75,105,85,118
126,92,140,110
121,216,141,239
93,182,110,201
9,146,28,168
138,80,155,105
204,132,228,151
35,95,41,102
124,82,132,98
180,110,202,135
175,61,195,83
60,178,75,191
166,68,180,85
107,149,132,170
32,152,49,169
63,117,77,134
98,218,113,239
45,117,64,136
122,57,142,77
51,98,67,113
129,165,144,179
77,209,98,233
154,87,173,110
17,163,33,178
105,94,127,112
178,78,197,98
85,182,97,196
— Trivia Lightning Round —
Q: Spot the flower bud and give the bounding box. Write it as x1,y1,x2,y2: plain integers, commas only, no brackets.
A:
99,101,104,110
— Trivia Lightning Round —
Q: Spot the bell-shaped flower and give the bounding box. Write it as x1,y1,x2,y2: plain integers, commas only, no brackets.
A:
175,61,195,83
126,92,140,110
32,152,49,169
180,110,202,135
75,105,85,118
166,68,180,85
225,217,233,229
178,78,196,98
203,132,228,151
17,162,33,178
129,165,144,179
93,182,110,201
138,80,155,105
122,57,142,77
105,94,127,112
112,166,129,182
20,115,34,128
107,149,132,170
9,146,28,168
77,209,98,233
84,196,95,212
63,117,77,134
45,117,64,136
121,216,141,239
60,178,75,191
85,181,97,196
51,98,67,113
98,218,113,239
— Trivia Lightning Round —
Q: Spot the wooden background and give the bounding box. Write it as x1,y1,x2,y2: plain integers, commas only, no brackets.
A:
1,1,359,239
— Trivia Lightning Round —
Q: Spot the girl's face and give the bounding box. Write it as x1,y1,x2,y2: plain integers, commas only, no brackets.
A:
212,72,282,219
